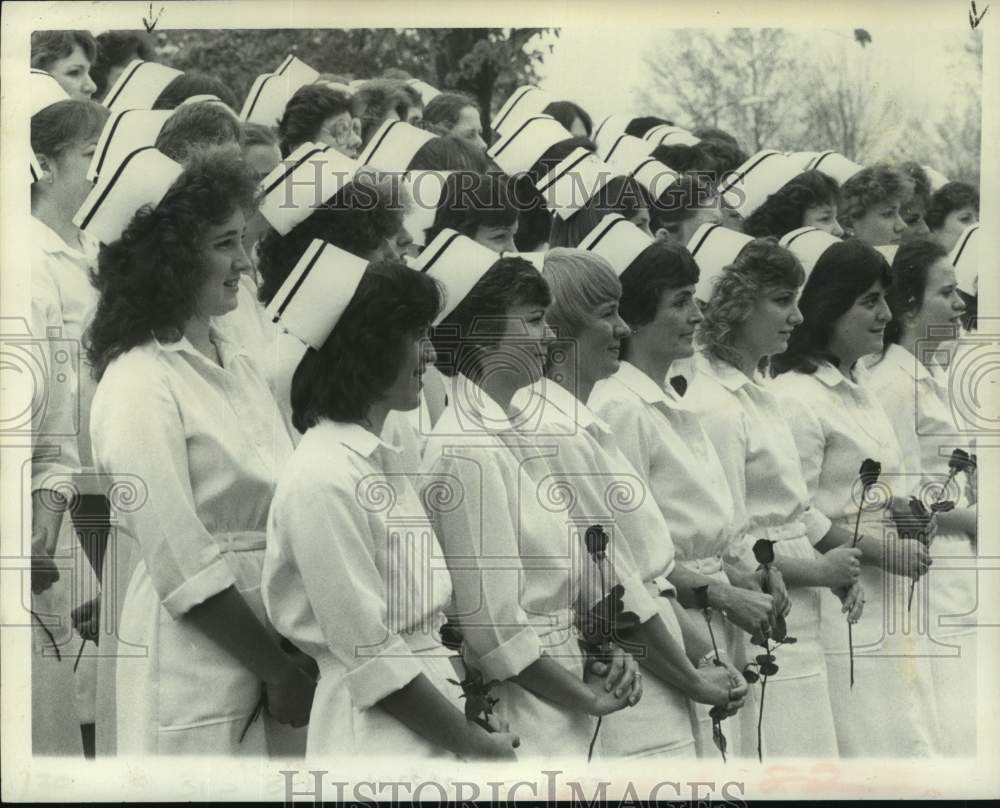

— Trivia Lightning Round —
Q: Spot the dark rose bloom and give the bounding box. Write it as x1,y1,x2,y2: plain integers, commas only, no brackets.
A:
752,539,775,566
948,448,976,474
859,458,882,490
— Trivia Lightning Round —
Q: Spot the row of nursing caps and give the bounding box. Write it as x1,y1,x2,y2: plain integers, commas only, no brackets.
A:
253,135,454,246
717,149,865,219
592,115,701,153
488,116,678,217
82,93,238,185
598,134,680,199
781,224,979,296
685,221,885,303
268,228,521,351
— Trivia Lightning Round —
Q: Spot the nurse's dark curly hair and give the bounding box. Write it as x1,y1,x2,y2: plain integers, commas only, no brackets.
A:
742,170,841,239
86,147,256,380
290,259,442,431
837,163,906,233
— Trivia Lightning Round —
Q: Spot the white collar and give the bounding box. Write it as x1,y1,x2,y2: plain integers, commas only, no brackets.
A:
448,373,517,433
811,358,871,389
33,216,98,262
522,378,610,434
613,361,687,409
695,351,761,393
152,325,249,367
868,343,932,383
316,418,400,458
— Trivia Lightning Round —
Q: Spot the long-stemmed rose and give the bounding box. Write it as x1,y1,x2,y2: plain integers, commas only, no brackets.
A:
581,525,612,761
738,539,798,762
581,525,642,761
901,448,971,612
848,458,881,688
904,496,954,611
692,584,729,762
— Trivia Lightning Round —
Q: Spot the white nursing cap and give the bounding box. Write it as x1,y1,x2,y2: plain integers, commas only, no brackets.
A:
686,222,754,302
265,239,370,350
409,229,500,324
578,214,653,276
102,60,184,113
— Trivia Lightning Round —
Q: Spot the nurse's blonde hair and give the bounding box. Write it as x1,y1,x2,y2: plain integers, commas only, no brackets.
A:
541,248,621,339
698,239,804,371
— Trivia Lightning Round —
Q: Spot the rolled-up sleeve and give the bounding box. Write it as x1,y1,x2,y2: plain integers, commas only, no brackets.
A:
90,360,236,618
271,481,424,710
802,505,833,546
423,448,543,682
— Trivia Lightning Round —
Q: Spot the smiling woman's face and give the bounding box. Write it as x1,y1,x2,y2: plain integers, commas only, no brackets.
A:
632,284,703,366
479,300,553,391
826,279,893,366
574,296,632,386
733,285,804,361
194,209,251,318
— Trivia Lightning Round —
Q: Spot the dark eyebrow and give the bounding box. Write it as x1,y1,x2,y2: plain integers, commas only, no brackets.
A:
212,229,240,241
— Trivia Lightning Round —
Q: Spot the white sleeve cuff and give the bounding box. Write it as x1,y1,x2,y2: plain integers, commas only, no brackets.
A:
343,633,425,711
475,624,543,681
161,557,237,618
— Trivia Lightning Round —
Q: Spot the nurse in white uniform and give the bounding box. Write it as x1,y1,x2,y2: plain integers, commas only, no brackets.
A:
418,232,642,759
771,234,939,756
686,235,865,757
261,243,518,759
241,144,432,463
868,237,978,756
86,148,315,755
520,246,748,758
29,94,110,756
586,237,786,758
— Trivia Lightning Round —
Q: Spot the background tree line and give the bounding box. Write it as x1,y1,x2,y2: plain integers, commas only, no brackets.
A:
142,26,980,185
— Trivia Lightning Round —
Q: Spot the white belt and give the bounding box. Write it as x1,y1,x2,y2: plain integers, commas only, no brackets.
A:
214,530,267,553
681,554,725,577
399,626,451,655
752,521,807,543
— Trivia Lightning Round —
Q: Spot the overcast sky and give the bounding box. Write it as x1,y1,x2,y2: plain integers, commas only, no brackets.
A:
535,26,980,127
